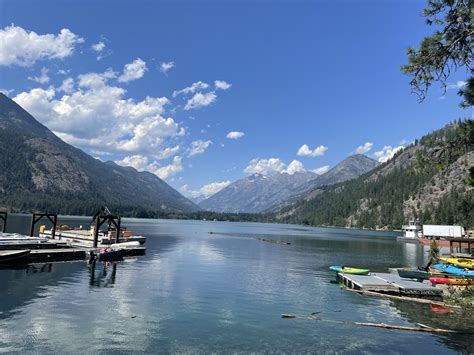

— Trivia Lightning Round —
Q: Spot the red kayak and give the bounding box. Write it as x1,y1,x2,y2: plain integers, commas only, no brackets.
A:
429,277,474,286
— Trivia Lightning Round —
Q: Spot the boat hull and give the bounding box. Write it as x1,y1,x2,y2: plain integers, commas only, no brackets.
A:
329,266,370,275
429,277,474,286
439,257,474,269
432,263,474,277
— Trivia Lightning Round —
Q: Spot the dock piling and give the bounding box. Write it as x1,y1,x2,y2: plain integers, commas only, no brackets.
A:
0,212,7,233
30,213,57,238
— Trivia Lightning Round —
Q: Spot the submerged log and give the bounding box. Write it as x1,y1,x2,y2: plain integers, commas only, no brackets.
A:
281,314,470,334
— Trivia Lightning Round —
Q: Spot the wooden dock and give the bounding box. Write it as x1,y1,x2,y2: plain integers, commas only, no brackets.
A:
338,272,442,297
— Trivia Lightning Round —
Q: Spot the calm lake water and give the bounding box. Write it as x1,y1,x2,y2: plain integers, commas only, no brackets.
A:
0,214,472,353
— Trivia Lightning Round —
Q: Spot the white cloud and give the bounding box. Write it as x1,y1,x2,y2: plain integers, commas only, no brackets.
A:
116,154,159,172
354,142,373,154
447,81,467,90
118,58,147,83
58,77,74,94
91,41,111,61
282,160,305,175
180,180,231,199
156,145,181,160
91,41,105,52
373,145,404,163
0,88,14,96
28,67,50,84
297,144,328,157
311,165,330,175
173,81,209,97
155,156,183,180
13,71,183,158
184,91,216,110
214,80,231,90
188,140,212,157
77,68,116,88
0,25,84,67
160,61,175,74
244,158,286,175
226,131,245,139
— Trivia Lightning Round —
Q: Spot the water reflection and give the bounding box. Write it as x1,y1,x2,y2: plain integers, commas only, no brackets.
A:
88,261,117,288
1,215,472,353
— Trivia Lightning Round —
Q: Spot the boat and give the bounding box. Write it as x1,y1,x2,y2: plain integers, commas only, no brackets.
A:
40,227,146,245
109,241,141,250
396,267,433,280
429,277,474,286
97,248,124,261
432,263,474,277
439,257,474,269
329,266,370,275
0,250,30,264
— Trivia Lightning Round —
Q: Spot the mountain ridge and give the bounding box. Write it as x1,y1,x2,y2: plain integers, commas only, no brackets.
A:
199,154,379,213
276,120,473,229
0,93,199,214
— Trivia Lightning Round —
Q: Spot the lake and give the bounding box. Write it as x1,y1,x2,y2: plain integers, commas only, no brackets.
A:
0,214,472,353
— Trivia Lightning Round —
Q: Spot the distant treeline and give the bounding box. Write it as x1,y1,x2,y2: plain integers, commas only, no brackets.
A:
0,192,272,223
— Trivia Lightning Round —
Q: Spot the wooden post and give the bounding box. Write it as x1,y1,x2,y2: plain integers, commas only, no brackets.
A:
0,212,7,233
115,217,121,243
30,213,36,237
93,215,100,248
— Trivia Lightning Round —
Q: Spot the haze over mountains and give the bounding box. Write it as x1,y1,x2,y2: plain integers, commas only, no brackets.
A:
0,93,199,214
199,155,379,213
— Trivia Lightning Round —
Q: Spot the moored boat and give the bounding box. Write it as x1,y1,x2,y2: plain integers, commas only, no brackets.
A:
396,267,433,280
329,266,370,275
432,263,474,277
439,257,474,269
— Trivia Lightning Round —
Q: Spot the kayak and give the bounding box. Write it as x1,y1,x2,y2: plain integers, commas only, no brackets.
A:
396,268,432,280
432,263,474,277
429,277,474,286
439,257,474,269
329,266,370,275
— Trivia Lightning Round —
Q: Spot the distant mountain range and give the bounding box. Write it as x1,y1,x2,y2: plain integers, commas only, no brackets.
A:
0,93,199,215
276,120,473,229
199,154,379,213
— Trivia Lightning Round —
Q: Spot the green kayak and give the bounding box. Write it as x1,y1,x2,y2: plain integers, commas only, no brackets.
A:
329,266,370,275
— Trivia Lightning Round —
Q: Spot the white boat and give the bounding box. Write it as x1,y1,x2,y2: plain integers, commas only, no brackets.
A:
40,226,146,246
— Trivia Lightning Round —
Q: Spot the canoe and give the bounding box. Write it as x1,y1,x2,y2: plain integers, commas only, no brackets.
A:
439,257,474,269
0,250,30,263
429,277,474,286
329,266,370,275
432,263,474,277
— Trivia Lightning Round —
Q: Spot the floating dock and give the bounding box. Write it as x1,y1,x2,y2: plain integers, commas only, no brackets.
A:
338,272,442,297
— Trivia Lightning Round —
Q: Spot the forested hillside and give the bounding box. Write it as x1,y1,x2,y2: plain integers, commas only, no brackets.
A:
0,93,199,215
277,120,473,230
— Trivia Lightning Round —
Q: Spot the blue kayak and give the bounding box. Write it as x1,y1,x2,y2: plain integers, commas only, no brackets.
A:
432,263,474,277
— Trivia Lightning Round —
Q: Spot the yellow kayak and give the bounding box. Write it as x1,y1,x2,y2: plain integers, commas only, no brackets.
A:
439,257,474,269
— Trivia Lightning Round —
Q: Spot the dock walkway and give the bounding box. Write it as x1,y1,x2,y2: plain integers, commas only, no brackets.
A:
338,272,442,297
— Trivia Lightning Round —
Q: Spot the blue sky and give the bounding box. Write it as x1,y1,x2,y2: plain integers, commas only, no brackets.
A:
0,0,471,199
